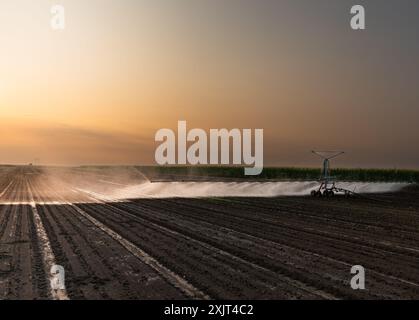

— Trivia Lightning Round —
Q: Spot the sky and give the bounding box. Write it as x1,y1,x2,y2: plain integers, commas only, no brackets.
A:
1,0,419,168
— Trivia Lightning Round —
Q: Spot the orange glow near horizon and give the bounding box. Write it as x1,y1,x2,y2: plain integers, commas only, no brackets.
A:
1,0,419,168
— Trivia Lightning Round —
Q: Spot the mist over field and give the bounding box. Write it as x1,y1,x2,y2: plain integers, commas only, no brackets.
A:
0,165,408,204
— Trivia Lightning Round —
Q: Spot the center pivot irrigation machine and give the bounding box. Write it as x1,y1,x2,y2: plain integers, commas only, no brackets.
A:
311,151,354,197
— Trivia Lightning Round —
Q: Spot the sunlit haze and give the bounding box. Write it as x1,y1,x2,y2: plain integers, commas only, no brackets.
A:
1,0,419,168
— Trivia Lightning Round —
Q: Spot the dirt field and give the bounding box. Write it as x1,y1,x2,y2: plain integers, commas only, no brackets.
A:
0,166,418,300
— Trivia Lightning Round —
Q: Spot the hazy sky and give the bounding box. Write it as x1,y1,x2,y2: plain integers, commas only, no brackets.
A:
1,0,419,168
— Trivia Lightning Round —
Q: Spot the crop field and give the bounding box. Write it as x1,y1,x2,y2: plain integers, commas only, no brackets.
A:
0,165,418,300
138,166,419,183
